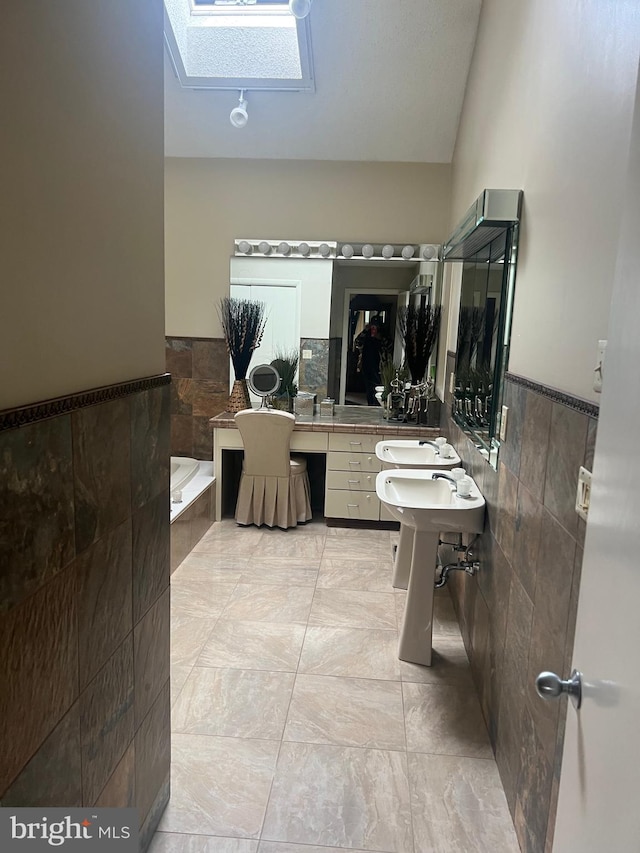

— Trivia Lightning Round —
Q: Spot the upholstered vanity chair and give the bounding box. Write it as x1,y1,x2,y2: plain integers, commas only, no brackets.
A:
234,408,312,529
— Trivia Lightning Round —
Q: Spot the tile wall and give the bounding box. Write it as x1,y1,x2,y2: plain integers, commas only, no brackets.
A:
170,488,215,573
166,338,229,462
0,380,171,851
441,358,597,853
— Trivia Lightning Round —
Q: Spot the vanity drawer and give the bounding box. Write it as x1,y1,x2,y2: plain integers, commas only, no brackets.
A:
326,470,377,491
327,451,381,473
329,433,379,453
324,489,380,520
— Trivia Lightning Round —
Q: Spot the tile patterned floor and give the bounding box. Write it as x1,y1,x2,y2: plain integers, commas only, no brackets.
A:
151,520,519,853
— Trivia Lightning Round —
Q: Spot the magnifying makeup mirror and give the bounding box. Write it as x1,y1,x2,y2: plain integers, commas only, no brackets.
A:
247,363,281,408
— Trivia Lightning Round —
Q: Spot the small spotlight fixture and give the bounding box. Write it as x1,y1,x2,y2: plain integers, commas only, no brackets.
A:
421,244,438,260
289,0,312,19
298,242,311,257
278,241,291,256
258,241,272,255
318,243,331,258
382,244,394,259
341,244,354,259
230,89,249,129
362,244,374,259
401,245,415,260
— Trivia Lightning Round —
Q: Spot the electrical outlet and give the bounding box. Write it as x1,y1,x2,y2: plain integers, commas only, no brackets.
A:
302,350,312,360
499,405,508,441
576,466,592,521
449,372,455,394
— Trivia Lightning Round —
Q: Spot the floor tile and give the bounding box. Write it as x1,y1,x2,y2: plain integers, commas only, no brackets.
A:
322,538,388,559
221,584,314,624
259,844,375,853
192,528,265,555
298,626,401,681
408,752,519,852
403,682,493,758
170,665,193,707
171,579,237,619
170,613,218,668
238,561,319,587
198,620,306,672
317,559,394,593
258,536,326,560
172,667,295,739
325,527,392,543
173,551,247,579
159,734,279,838
399,636,472,686
284,674,405,751
150,833,258,853
309,589,396,630
262,742,413,852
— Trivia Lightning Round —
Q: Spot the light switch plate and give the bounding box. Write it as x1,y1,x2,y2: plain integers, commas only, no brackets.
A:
593,339,607,393
576,466,592,521
449,372,455,394
302,350,312,360
499,405,508,441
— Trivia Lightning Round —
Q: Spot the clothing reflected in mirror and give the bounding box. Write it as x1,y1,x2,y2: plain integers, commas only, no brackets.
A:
352,314,393,405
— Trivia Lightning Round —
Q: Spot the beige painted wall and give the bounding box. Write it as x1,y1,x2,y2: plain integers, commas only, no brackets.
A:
165,158,451,338
449,0,640,401
1,1,165,410
451,0,640,400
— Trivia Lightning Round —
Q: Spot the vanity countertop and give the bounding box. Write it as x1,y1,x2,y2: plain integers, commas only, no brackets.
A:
210,405,441,437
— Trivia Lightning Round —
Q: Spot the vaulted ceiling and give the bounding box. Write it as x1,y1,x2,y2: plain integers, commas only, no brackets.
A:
164,0,482,162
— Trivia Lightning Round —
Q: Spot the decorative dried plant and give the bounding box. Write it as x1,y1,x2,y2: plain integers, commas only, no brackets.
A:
218,297,267,379
271,347,299,397
398,303,442,384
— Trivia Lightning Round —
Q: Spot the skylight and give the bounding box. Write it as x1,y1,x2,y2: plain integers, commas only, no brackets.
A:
164,0,314,91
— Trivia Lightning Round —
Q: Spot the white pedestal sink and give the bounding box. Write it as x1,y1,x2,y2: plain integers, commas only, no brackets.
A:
376,469,485,666
375,440,462,590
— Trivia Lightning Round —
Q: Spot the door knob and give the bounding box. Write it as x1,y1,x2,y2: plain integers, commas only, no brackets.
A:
535,669,583,709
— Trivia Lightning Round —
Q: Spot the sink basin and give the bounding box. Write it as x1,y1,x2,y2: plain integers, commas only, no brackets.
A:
375,440,461,469
375,469,485,534
376,468,486,668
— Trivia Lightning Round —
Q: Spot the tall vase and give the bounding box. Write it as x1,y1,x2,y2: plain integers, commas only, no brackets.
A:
228,378,251,413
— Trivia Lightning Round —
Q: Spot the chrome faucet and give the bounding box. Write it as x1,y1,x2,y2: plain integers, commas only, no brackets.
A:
431,472,457,485
418,439,439,449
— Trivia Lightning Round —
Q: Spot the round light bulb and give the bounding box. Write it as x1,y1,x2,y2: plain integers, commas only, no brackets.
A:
362,244,374,259
278,241,291,256
402,245,415,260
289,0,312,19
258,241,272,255
382,244,394,259
318,243,331,258
341,244,354,259
298,242,311,257
421,244,437,260
237,240,252,255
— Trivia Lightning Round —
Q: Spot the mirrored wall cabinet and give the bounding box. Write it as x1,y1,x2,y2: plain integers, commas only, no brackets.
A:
444,189,523,470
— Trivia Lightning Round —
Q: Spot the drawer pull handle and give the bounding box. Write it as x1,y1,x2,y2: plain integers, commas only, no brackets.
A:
347,503,359,508
349,441,362,446
348,479,360,484
348,460,361,465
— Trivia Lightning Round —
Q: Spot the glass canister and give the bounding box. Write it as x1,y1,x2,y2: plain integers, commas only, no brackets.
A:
320,398,335,418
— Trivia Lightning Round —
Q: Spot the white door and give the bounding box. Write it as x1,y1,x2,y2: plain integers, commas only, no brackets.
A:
230,281,300,400
552,68,640,850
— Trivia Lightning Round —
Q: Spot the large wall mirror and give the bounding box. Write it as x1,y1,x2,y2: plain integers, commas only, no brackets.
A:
229,241,443,410
444,189,523,468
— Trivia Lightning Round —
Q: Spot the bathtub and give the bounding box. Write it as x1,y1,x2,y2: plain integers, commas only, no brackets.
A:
170,456,215,524
171,456,200,494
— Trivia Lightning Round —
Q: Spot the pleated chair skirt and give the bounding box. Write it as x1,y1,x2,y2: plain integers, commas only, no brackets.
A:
235,456,312,529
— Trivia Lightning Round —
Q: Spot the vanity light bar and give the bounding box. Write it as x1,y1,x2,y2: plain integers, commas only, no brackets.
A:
233,239,442,261
234,239,338,258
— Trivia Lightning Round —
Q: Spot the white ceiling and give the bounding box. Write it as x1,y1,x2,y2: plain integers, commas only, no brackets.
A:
164,0,482,163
